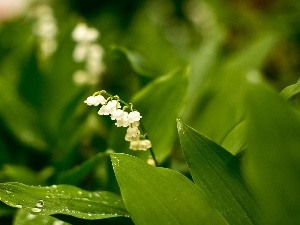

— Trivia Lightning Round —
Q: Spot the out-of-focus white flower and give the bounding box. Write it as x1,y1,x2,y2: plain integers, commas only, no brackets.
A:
31,4,57,58
72,23,105,86
72,23,99,43
147,157,155,166
73,70,88,85
73,43,89,63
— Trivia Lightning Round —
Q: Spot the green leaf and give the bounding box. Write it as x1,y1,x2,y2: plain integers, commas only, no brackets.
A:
13,209,133,225
0,79,48,150
57,152,108,185
280,78,300,100
14,210,69,225
186,34,277,144
111,153,227,225
132,67,188,162
221,120,247,155
0,182,129,220
110,45,154,77
177,119,258,225
246,83,300,225
1,165,43,185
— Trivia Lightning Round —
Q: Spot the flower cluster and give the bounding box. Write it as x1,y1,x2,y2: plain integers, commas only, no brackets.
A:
84,91,152,151
31,4,57,58
72,23,105,86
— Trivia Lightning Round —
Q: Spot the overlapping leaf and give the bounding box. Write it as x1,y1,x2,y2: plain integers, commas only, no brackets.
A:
246,83,300,225
177,119,258,225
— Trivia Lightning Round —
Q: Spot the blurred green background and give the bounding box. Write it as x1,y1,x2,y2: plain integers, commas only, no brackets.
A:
0,0,299,223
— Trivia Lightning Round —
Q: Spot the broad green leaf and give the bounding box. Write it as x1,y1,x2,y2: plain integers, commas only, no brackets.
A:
280,78,300,100
0,182,129,220
177,120,258,225
246,83,300,225
132,67,188,162
14,210,69,225
111,153,227,225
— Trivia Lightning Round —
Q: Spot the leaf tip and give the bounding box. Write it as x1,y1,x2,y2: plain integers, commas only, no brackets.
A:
176,118,186,134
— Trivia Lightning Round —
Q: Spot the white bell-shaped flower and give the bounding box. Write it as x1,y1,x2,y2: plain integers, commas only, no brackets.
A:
128,111,142,123
138,139,152,151
84,95,105,106
93,95,106,106
125,133,140,142
129,141,140,151
126,126,140,137
105,100,121,114
115,112,130,127
98,105,110,115
111,109,124,120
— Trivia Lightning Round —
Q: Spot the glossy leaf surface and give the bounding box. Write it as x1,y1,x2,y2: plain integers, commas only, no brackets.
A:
111,153,227,225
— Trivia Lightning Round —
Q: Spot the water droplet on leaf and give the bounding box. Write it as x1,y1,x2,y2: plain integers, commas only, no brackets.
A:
31,207,42,213
36,200,44,208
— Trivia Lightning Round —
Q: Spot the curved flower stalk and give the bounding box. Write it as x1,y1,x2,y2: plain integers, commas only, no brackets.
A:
84,90,157,166
72,23,105,86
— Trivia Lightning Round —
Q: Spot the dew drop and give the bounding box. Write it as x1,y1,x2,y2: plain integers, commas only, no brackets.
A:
31,207,42,213
52,185,57,189
36,200,44,208
88,213,92,216
6,190,12,195
78,191,82,195
46,195,50,198
15,204,22,208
